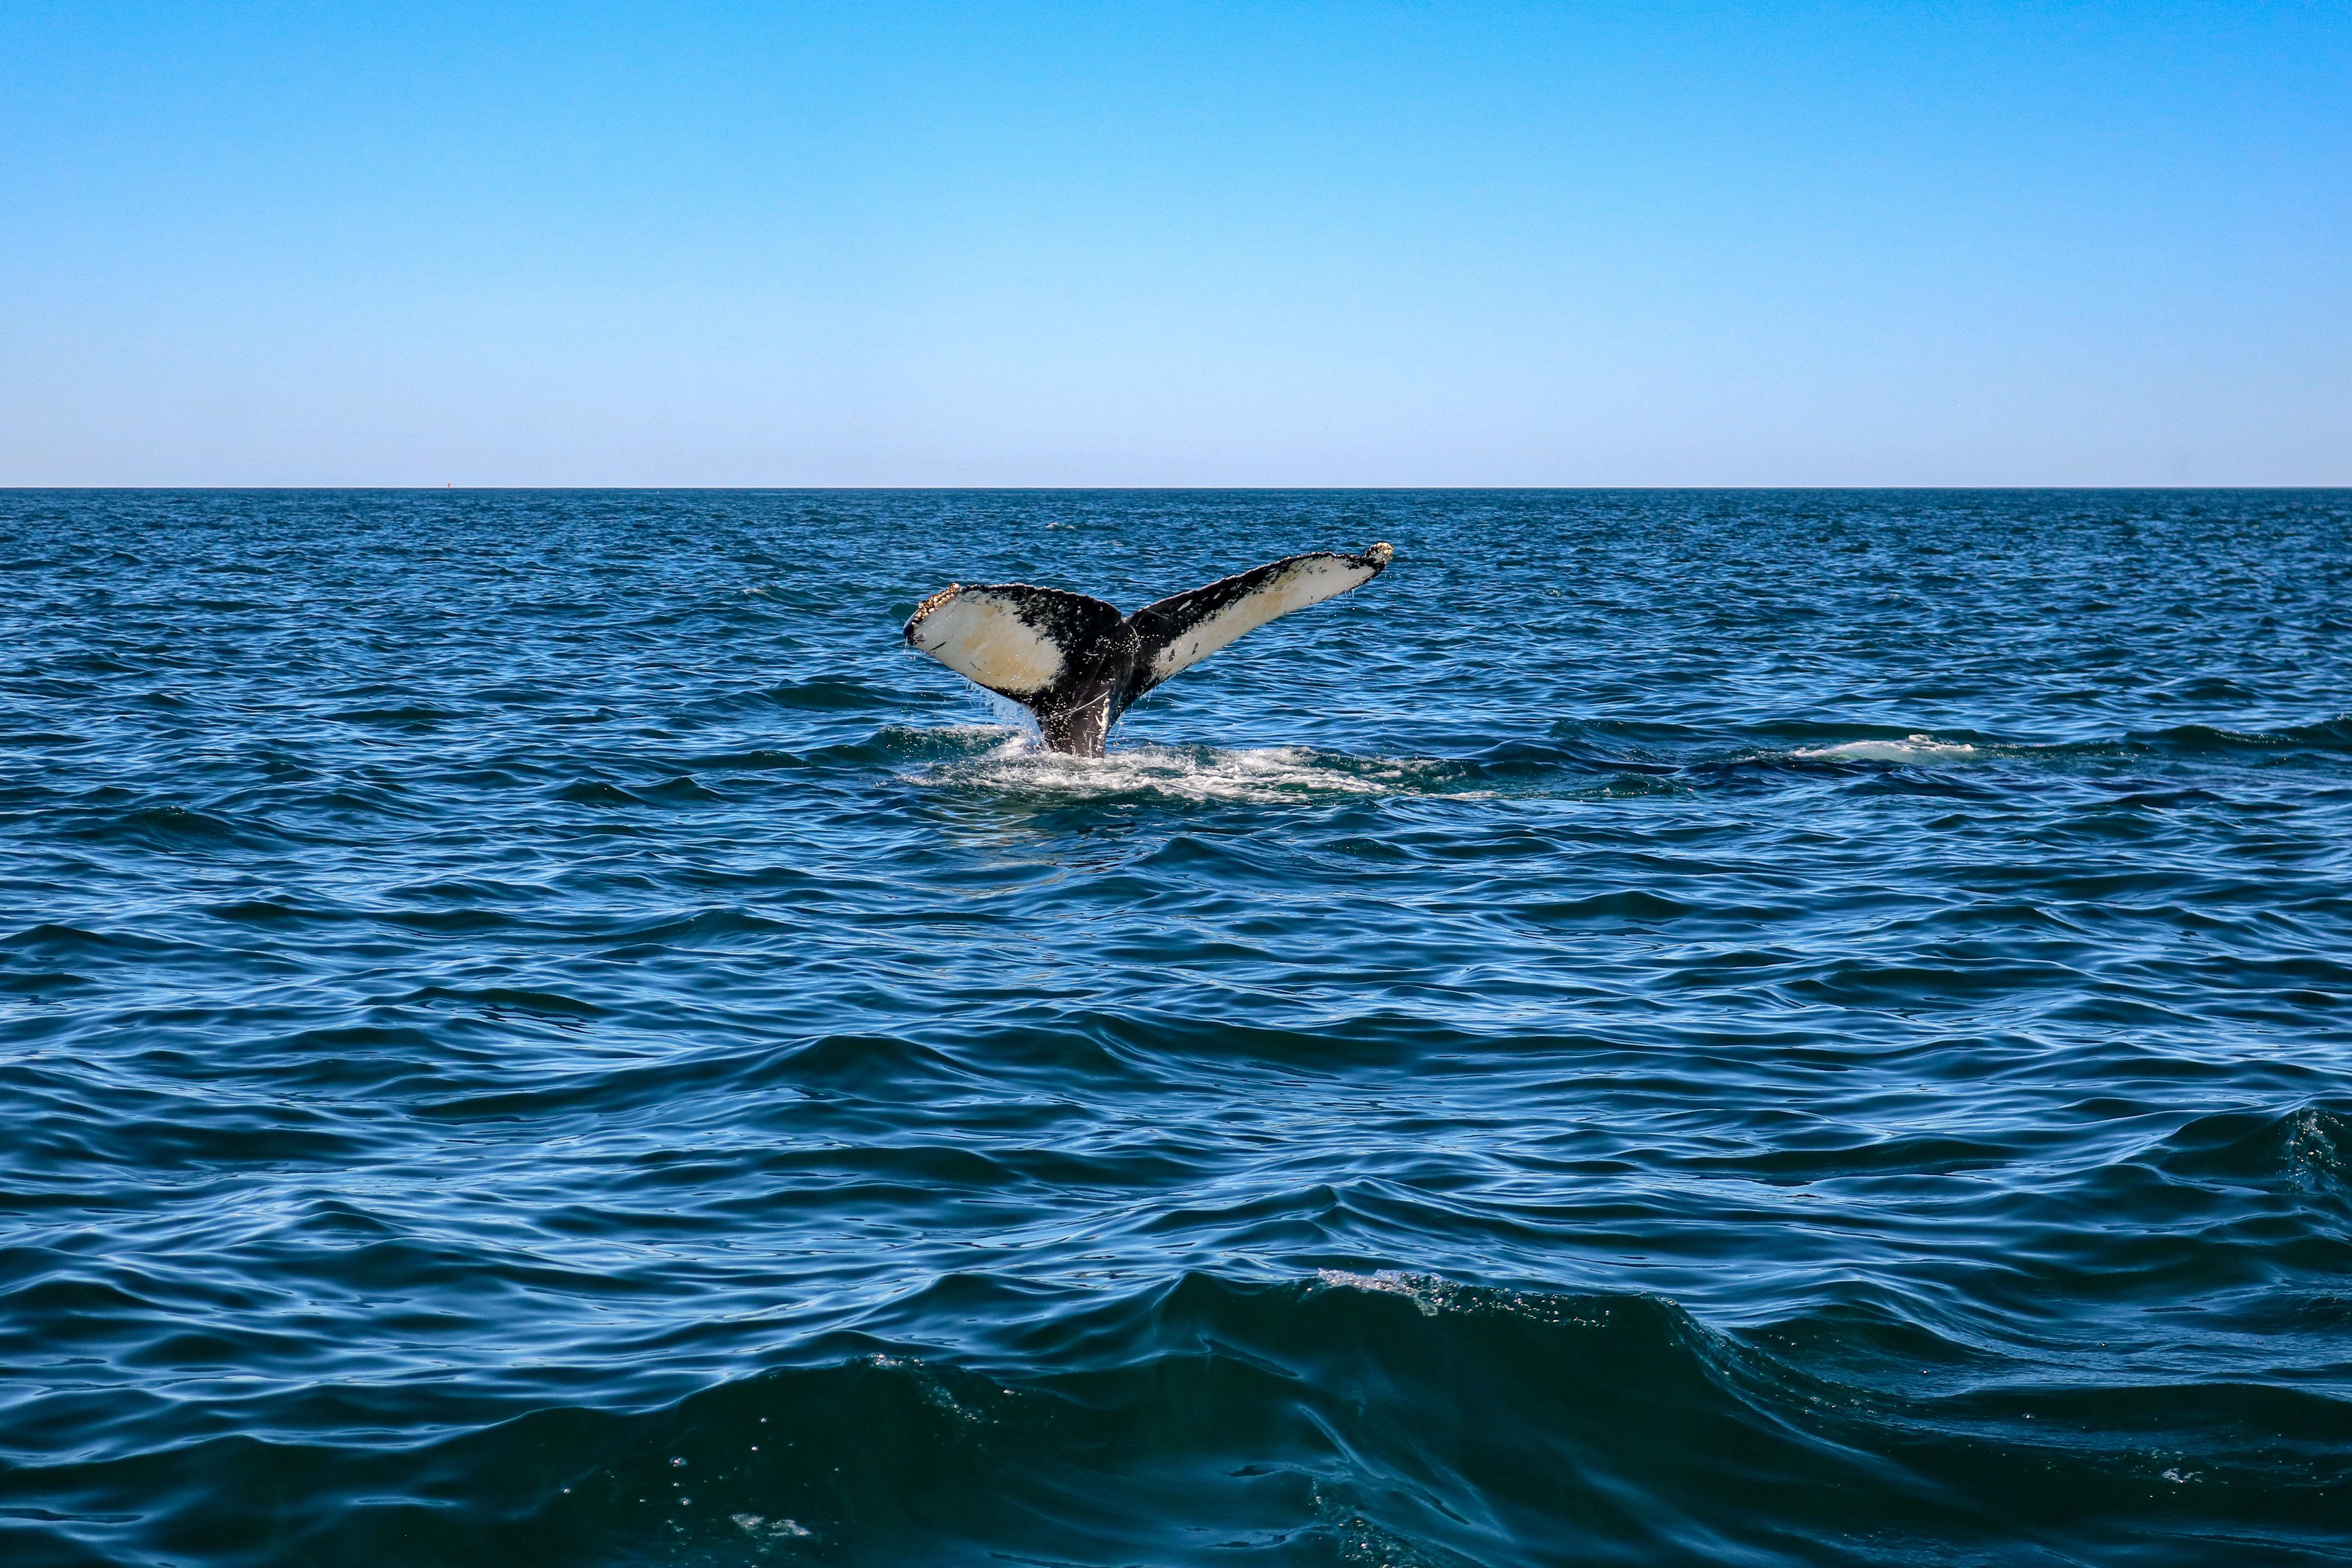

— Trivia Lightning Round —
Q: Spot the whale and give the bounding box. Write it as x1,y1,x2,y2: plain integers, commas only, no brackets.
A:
903,542,1394,756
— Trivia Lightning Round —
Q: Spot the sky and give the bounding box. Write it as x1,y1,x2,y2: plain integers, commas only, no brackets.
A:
2,2,2345,487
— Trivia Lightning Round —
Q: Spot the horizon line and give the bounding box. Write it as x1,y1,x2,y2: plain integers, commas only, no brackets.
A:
6,484,2348,495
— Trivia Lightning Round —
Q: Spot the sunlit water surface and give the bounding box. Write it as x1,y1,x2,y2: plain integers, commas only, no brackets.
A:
2,490,2348,1566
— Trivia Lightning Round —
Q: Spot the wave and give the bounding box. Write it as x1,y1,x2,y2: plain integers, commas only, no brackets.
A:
63,802,301,852
2144,1105,2351,1192
2128,716,2352,755
17,1270,2343,1567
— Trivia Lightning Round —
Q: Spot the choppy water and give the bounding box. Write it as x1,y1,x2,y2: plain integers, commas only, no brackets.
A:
2,489,2349,1567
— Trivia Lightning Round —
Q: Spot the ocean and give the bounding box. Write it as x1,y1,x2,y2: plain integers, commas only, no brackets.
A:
1,488,2347,1566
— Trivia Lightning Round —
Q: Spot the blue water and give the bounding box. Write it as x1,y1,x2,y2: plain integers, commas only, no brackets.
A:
2,489,2348,1567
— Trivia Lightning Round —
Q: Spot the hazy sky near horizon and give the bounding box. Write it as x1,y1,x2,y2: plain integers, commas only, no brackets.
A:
3,2,2345,487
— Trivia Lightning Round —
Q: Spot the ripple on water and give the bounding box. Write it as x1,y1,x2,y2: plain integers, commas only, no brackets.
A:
1,489,2349,1568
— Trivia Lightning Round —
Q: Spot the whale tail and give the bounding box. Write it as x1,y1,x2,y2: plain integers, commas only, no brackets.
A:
903,543,1394,757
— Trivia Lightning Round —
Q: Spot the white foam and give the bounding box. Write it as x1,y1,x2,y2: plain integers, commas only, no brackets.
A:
906,737,1453,803
1793,733,1978,763
732,1513,814,1538
1317,1268,1446,1314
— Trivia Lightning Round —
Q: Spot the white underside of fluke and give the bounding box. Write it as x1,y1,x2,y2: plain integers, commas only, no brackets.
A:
1146,555,1381,683
905,587,1065,698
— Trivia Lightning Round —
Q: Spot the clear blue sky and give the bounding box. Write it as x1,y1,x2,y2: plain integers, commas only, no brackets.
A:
3,2,2344,486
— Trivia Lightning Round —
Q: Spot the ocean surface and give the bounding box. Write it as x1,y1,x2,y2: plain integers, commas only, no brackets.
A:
2,488,2348,1568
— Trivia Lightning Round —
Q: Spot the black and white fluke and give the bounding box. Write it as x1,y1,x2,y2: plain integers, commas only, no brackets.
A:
903,543,1395,756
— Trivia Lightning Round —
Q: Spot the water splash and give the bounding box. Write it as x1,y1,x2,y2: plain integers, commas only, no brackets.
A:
1791,733,1981,763
906,736,1475,802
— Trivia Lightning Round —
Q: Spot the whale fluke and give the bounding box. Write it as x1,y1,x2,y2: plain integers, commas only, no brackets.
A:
904,543,1393,756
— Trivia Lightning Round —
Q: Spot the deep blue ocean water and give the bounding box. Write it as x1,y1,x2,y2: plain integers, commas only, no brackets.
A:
1,488,2348,1567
